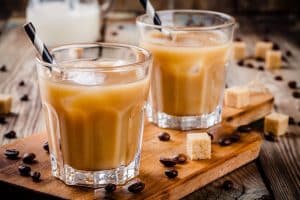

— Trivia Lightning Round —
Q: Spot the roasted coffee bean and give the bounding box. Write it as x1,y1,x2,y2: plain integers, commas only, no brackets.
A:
18,165,31,176
43,141,49,153
128,181,145,193
298,122,300,127
20,94,29,101
222,180,233,190
258,66,264,71
207,132,214,140
289,117,296,125
237,60,244,66
105,183,116,193
282,56,288,63
4,149,19,159
292,91,300,98
237,125,252,133
234,37,242,42
0,116,7,124
31,171,41,182
246,63,254,69
0,65,7,72
255,57,264,62
160,157,177,167
165,169,178,179
111,31,118,36
4,130,17,139
286,50,292,57
19,80,25,86
118,25,124,30
229,134,240,142
219,137,232,146
264,132,277,142
158,132,170,141
22,153,36,164
288,81,297,89
272,43,280,50
274,76,283,81
173,153,187,164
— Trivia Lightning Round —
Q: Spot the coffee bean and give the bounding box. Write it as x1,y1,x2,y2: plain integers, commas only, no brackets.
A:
237,60,244,66
288,81,297,89
20,94,29,101
274,76,283,81
219,137,232,146
128,181,145,193
159,157,176,167
226,117,233,122
19,80,25,86
105,183,116,193
292,91,300,98
237,125,252,133
118,25,124,30
22,153,36,164
289,117,296,125
222,180,233,190
31,171,41,182
258,66,264,71
4,149,19,159
0,116,7,125
43,141,49,153
234,37,242,42
207,132,214,140
246,63,254,69
264,132,277,142
272,43,280,50
255,57,264,62
229,134,240,142
165,169,178,179
111,31,118,36
158,132,170,141
18,165,31,176
0,65,7,72
4,130,17,139
282,56,288,62
173,153,187,164
286,50,292,57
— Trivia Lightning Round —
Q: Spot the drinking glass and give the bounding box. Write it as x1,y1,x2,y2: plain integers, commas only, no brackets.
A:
36,43,152,187
137,10,235,130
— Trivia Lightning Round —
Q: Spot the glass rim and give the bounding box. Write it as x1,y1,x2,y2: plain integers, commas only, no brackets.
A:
136,9,236,31
36,42,152,71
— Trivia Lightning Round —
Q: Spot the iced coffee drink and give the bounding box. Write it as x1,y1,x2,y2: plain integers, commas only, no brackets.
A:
137,10,235,130
36,43,151,187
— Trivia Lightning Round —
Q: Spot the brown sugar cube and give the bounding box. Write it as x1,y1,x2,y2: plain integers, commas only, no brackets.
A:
264,112,288,136
187,132,211,160
255,41,273,59
265,50,282,69
224,87,250,109
0,94,12,114
233,41,247,60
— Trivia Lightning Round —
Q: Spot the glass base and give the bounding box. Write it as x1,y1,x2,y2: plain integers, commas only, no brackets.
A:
50,154,140,188
146,104,222,130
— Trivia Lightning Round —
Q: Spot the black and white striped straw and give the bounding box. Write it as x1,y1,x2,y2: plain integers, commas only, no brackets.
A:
23,22,54,65
139,0,162,26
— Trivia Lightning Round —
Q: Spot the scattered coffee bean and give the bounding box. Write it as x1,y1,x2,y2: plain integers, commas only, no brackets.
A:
20,94,29,101
111,31,118,36
272,43,280,50
297,122,300,127
128,181,145,193
292,91,300,98
237,60,244,66
4,130,17,139
289,117,296,125
22,153,36,164
118,25,124,30
165,169,178,179
222,180,233,190
288,81,297,89
19,80,25,86
43,141,49,153
160,157,177,167
0,116,7,125
258,66,264,71
219,137,232,146
0,65,7,72
234,37,242,42
173,153,187,164
158,132,170,141
31,171,41,182
255,57,264,62
18,165,31,176
282,56,288,62
207,132,214,140
246,63,254,69
286,50,292,57
105,183,116,193
229,134,240,142
274,76,283,81
264,132,277,142
237,125,252,133
4,149,19,159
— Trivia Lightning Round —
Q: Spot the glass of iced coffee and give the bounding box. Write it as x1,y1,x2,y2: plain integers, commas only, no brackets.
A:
36,43,152,187
137,10,235,130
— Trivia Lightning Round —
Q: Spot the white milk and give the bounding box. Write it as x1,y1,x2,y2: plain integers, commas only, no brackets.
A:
26,1,100,46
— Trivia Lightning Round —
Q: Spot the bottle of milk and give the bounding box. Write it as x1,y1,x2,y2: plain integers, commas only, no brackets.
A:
26,0,112,47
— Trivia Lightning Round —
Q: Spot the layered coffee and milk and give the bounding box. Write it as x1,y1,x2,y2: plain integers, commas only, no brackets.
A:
141,31,230,116
39,61,150,171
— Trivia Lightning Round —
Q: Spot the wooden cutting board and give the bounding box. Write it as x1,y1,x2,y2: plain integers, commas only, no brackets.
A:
0,93,273,200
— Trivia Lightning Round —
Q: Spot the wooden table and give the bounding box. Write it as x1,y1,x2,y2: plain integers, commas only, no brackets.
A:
0,14,299,199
